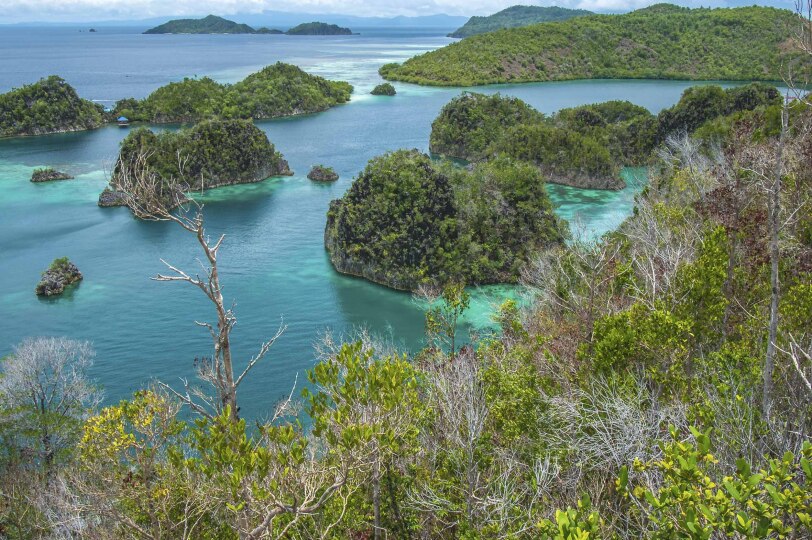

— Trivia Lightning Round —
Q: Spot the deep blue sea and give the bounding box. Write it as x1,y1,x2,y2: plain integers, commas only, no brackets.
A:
0,26,753,416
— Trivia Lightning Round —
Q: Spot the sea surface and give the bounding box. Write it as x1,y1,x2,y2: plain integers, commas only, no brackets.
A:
0,26,752,415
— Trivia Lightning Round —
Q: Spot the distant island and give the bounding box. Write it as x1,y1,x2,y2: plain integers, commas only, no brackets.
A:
144,15,262,34
0,76,105,138
382,4,806,86
144,15,353,36
0,64,352,138
286,22,353,35
448,5,592,38
101,119,292,215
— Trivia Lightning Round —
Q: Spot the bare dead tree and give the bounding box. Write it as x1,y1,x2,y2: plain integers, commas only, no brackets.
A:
0,337,100,469
112,150,285,422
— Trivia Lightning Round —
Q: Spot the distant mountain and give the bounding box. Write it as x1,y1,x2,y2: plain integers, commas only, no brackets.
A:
144,15,259,34
286,22,353,35
448,5,592,38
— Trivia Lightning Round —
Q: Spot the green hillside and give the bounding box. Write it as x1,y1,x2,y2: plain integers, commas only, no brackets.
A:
448,5,592,38
382,4,805,86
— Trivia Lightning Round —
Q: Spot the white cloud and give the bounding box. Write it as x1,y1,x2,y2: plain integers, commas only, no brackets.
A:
0,0,799,23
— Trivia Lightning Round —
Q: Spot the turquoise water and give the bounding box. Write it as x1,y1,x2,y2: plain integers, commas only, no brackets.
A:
0,27,753,413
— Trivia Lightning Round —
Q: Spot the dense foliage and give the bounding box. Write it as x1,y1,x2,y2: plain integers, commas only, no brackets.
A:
0,76,105,138
144,14,257,34
286,22,353,35
448,5,592,38
324,150,565,290
106,119,291,211
656,82,782,141
430,85,781,190
381,4,806,86
429,92,543,161
112,63,353,124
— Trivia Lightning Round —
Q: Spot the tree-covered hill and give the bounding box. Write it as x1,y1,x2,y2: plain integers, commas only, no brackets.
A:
112,63,353,124
144,14,257,34
286,22,353,35
381,4,806,86
324,150,565,290
102,119,292,214
0,76,105,138
448,5,592,38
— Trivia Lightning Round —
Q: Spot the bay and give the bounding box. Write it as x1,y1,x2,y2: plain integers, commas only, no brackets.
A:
0,26,750,413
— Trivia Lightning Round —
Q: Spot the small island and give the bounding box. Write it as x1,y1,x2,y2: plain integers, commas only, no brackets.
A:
370,83,396,96
325,150,565,290
0,64,353,140
111,63,352,125
308,165,339,182
102,119,292,216
286,22,353,35
144,15,258,34
31,167,74,183
0,76,105,138
36,257,83,296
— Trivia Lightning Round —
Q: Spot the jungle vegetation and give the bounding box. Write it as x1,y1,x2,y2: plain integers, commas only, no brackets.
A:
0,76,105,138
429,84,781,189
325,150,566,290
112,63,353,124
381,4,807,86
104,119,291,215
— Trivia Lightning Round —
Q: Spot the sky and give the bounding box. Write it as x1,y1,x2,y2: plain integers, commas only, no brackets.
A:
0,0,800,23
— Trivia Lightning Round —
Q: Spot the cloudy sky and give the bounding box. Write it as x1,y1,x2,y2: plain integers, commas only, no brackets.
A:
0,0,799,23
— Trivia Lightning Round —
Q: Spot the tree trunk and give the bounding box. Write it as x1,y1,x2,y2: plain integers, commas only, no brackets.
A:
764,104,787,421
373,455,382,540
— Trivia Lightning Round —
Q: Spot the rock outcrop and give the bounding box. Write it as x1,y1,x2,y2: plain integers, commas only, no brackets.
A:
307,165,339,182
36,257,83,296
31,168,74,183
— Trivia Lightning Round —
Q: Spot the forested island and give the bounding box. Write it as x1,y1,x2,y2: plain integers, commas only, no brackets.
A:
0,76,105,138
100,119,291,214
325,150,565,290
0,65,351,138
428,83,779,190
112,63,353,124
448,5,592,38
382,4,806,86
286,22,353,35
144,16,353,36
144,15,260,34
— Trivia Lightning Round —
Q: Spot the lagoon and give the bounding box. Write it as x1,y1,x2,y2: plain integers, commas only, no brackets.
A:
0,26,747,412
